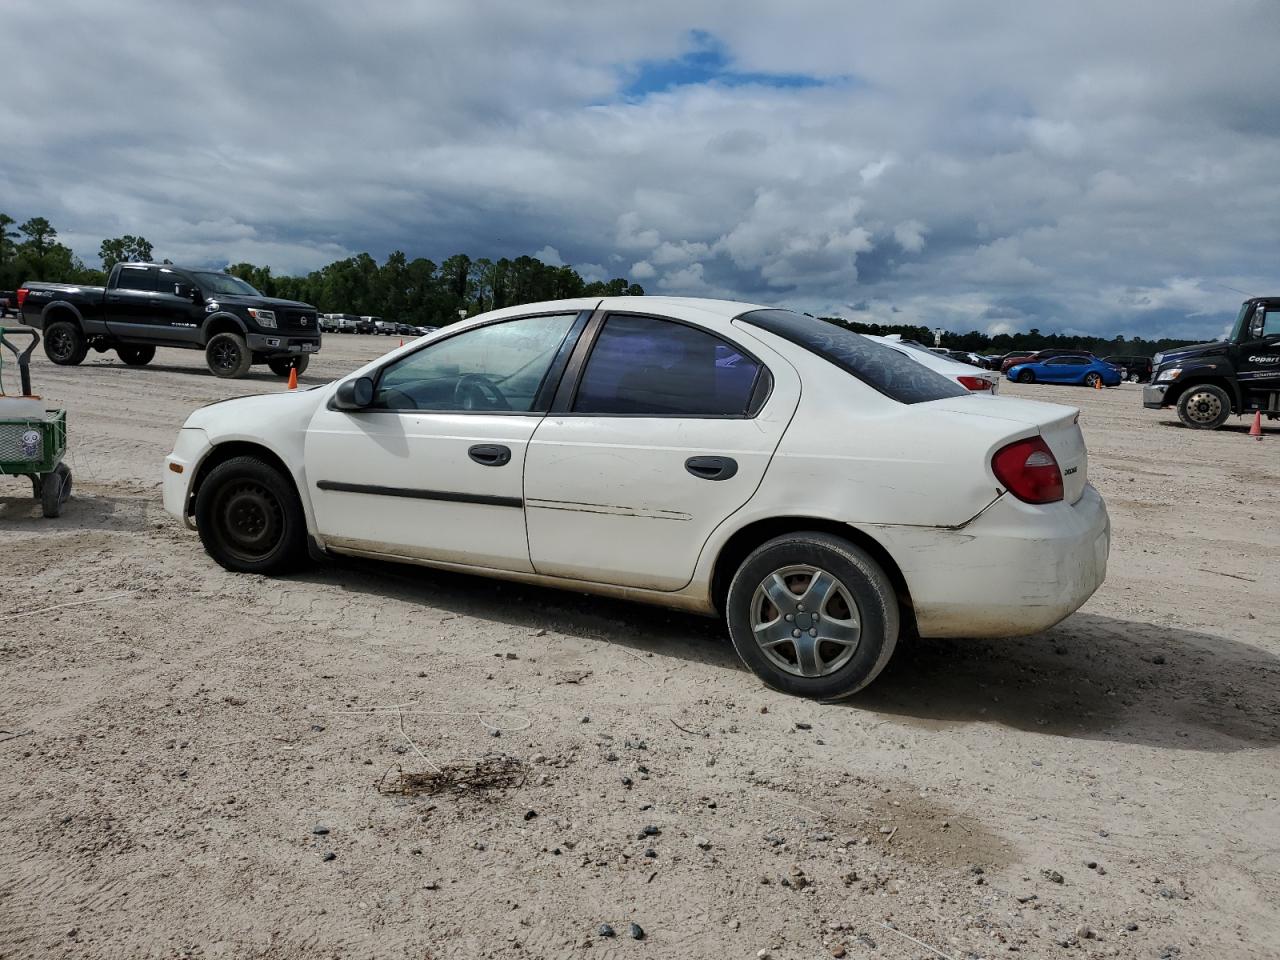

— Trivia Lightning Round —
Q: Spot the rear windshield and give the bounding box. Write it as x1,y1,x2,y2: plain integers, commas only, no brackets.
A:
737,309,968,404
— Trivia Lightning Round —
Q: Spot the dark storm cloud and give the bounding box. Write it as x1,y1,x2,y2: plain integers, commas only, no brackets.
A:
3,0,1278,338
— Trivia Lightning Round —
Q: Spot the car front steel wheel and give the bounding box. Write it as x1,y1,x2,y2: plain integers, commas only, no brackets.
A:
750,565,861,678
194,455,307,573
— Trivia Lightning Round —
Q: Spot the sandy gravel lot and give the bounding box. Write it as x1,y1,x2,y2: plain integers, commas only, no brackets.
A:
1,327,1277,960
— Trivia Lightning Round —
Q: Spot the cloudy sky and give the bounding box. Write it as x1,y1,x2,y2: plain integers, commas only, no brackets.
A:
4,1,1279,338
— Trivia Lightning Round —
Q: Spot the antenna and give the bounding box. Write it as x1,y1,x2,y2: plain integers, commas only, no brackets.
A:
1210,280,1255,298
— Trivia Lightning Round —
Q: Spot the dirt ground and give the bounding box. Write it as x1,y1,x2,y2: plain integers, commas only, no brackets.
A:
1,326,1277,960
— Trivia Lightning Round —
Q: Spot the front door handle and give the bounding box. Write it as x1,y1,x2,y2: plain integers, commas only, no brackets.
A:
685,455,738,481
468,444,512,467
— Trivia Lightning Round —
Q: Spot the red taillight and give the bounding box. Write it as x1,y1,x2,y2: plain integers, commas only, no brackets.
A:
992,436,1063,504
957,375,992,391
16,287,29,307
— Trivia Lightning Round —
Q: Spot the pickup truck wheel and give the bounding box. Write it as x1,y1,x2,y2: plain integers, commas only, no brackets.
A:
725,533,900,701
206,332,253,378
44,321,88,366
1176,384,1231,430
117,345,156,366
267,355,309,377
1017,370,1035,383
194,456,307,573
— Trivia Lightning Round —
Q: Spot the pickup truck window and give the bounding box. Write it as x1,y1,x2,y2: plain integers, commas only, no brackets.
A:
193,272,261,297
116,266,157,292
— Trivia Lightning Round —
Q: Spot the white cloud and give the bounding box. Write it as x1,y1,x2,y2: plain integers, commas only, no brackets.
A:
533,245,563,266
893,220,927,254
630,260,656,280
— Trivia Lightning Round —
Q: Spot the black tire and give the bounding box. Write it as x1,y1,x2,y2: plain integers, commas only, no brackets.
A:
1017,369,1035,383
44,321,88,366
117,345,156,366
1083,372,1102,388
1176,383,1231,430
725,533,900,700
267,355,309,377
194,455,307,574
41,463,71,518
206,332,253,379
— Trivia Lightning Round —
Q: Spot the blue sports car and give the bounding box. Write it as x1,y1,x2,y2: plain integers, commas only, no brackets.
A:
1005,355,1122,387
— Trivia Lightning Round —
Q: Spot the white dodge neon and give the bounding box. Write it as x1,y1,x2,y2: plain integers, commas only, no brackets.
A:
164,298,1109,700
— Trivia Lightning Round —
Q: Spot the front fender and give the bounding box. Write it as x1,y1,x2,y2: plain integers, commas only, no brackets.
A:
200,311,250,345
174,389,329,533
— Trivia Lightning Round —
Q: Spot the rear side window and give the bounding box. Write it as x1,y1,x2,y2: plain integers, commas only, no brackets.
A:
738,309,967,404
115,266,156,292
574,314,763,416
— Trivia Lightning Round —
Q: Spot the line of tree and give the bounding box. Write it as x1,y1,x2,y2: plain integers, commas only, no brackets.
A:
224,252,645,328
1,210,1197,352
820,317,1194,359
0,211,645,327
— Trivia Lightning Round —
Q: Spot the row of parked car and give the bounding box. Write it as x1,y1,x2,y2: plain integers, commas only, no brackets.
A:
917,344,1153,385
320,313,437,337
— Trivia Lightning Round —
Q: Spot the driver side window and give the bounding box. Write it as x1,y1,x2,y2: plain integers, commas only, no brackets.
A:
374,313,579,412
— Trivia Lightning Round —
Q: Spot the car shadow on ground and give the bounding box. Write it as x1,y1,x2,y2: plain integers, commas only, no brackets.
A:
296,556,1280,753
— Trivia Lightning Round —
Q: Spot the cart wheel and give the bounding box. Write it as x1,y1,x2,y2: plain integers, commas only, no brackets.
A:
41,463,72,518
30,475,43,499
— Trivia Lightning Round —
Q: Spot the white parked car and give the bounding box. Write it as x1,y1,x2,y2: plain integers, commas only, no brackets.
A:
164,298,1109,699
868,335,1001,393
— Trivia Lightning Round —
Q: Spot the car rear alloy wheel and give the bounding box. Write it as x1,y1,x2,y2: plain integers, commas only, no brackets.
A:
749,565,861,678
1084,372,1102,388
206,332,253,378
195,456,307,573
726,533,899,700
44,321,88,366
1176,384,1231,430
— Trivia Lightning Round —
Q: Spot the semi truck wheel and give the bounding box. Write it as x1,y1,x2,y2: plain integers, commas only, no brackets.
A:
206,332,253,378
44,321,89,366
1176,384,1231,430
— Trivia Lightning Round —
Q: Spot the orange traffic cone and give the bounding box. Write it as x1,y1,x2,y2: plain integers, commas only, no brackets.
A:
1094,377,1103,390
287,366,298,390
399,339,404,347
1249,411,1263,441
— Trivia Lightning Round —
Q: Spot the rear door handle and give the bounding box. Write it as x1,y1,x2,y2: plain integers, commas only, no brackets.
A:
468,444,512,467
685,455,738,481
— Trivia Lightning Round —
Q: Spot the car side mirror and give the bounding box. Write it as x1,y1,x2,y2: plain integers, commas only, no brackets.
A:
181,285,201,303
333,376,375,410
1249,308,1266,340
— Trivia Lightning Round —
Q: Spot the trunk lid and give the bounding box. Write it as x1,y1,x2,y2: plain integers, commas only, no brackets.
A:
927,396,1088,504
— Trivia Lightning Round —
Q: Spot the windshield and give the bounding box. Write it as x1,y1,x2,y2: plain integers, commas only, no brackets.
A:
1228,302,1251,341
193,272,262,297
738,309,968,404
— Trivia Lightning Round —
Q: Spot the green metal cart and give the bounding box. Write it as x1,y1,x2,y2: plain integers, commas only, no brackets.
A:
0,327,72,518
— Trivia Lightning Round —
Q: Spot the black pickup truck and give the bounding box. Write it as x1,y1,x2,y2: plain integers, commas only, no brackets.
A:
16,263,320,378
1144,296,1280,428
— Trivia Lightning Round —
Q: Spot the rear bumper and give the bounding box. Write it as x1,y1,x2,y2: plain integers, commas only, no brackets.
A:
870,484,1110,638
246,333,321,356
1142,384,1169,408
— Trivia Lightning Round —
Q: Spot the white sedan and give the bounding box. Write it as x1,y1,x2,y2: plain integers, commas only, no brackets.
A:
164,298,1109,700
